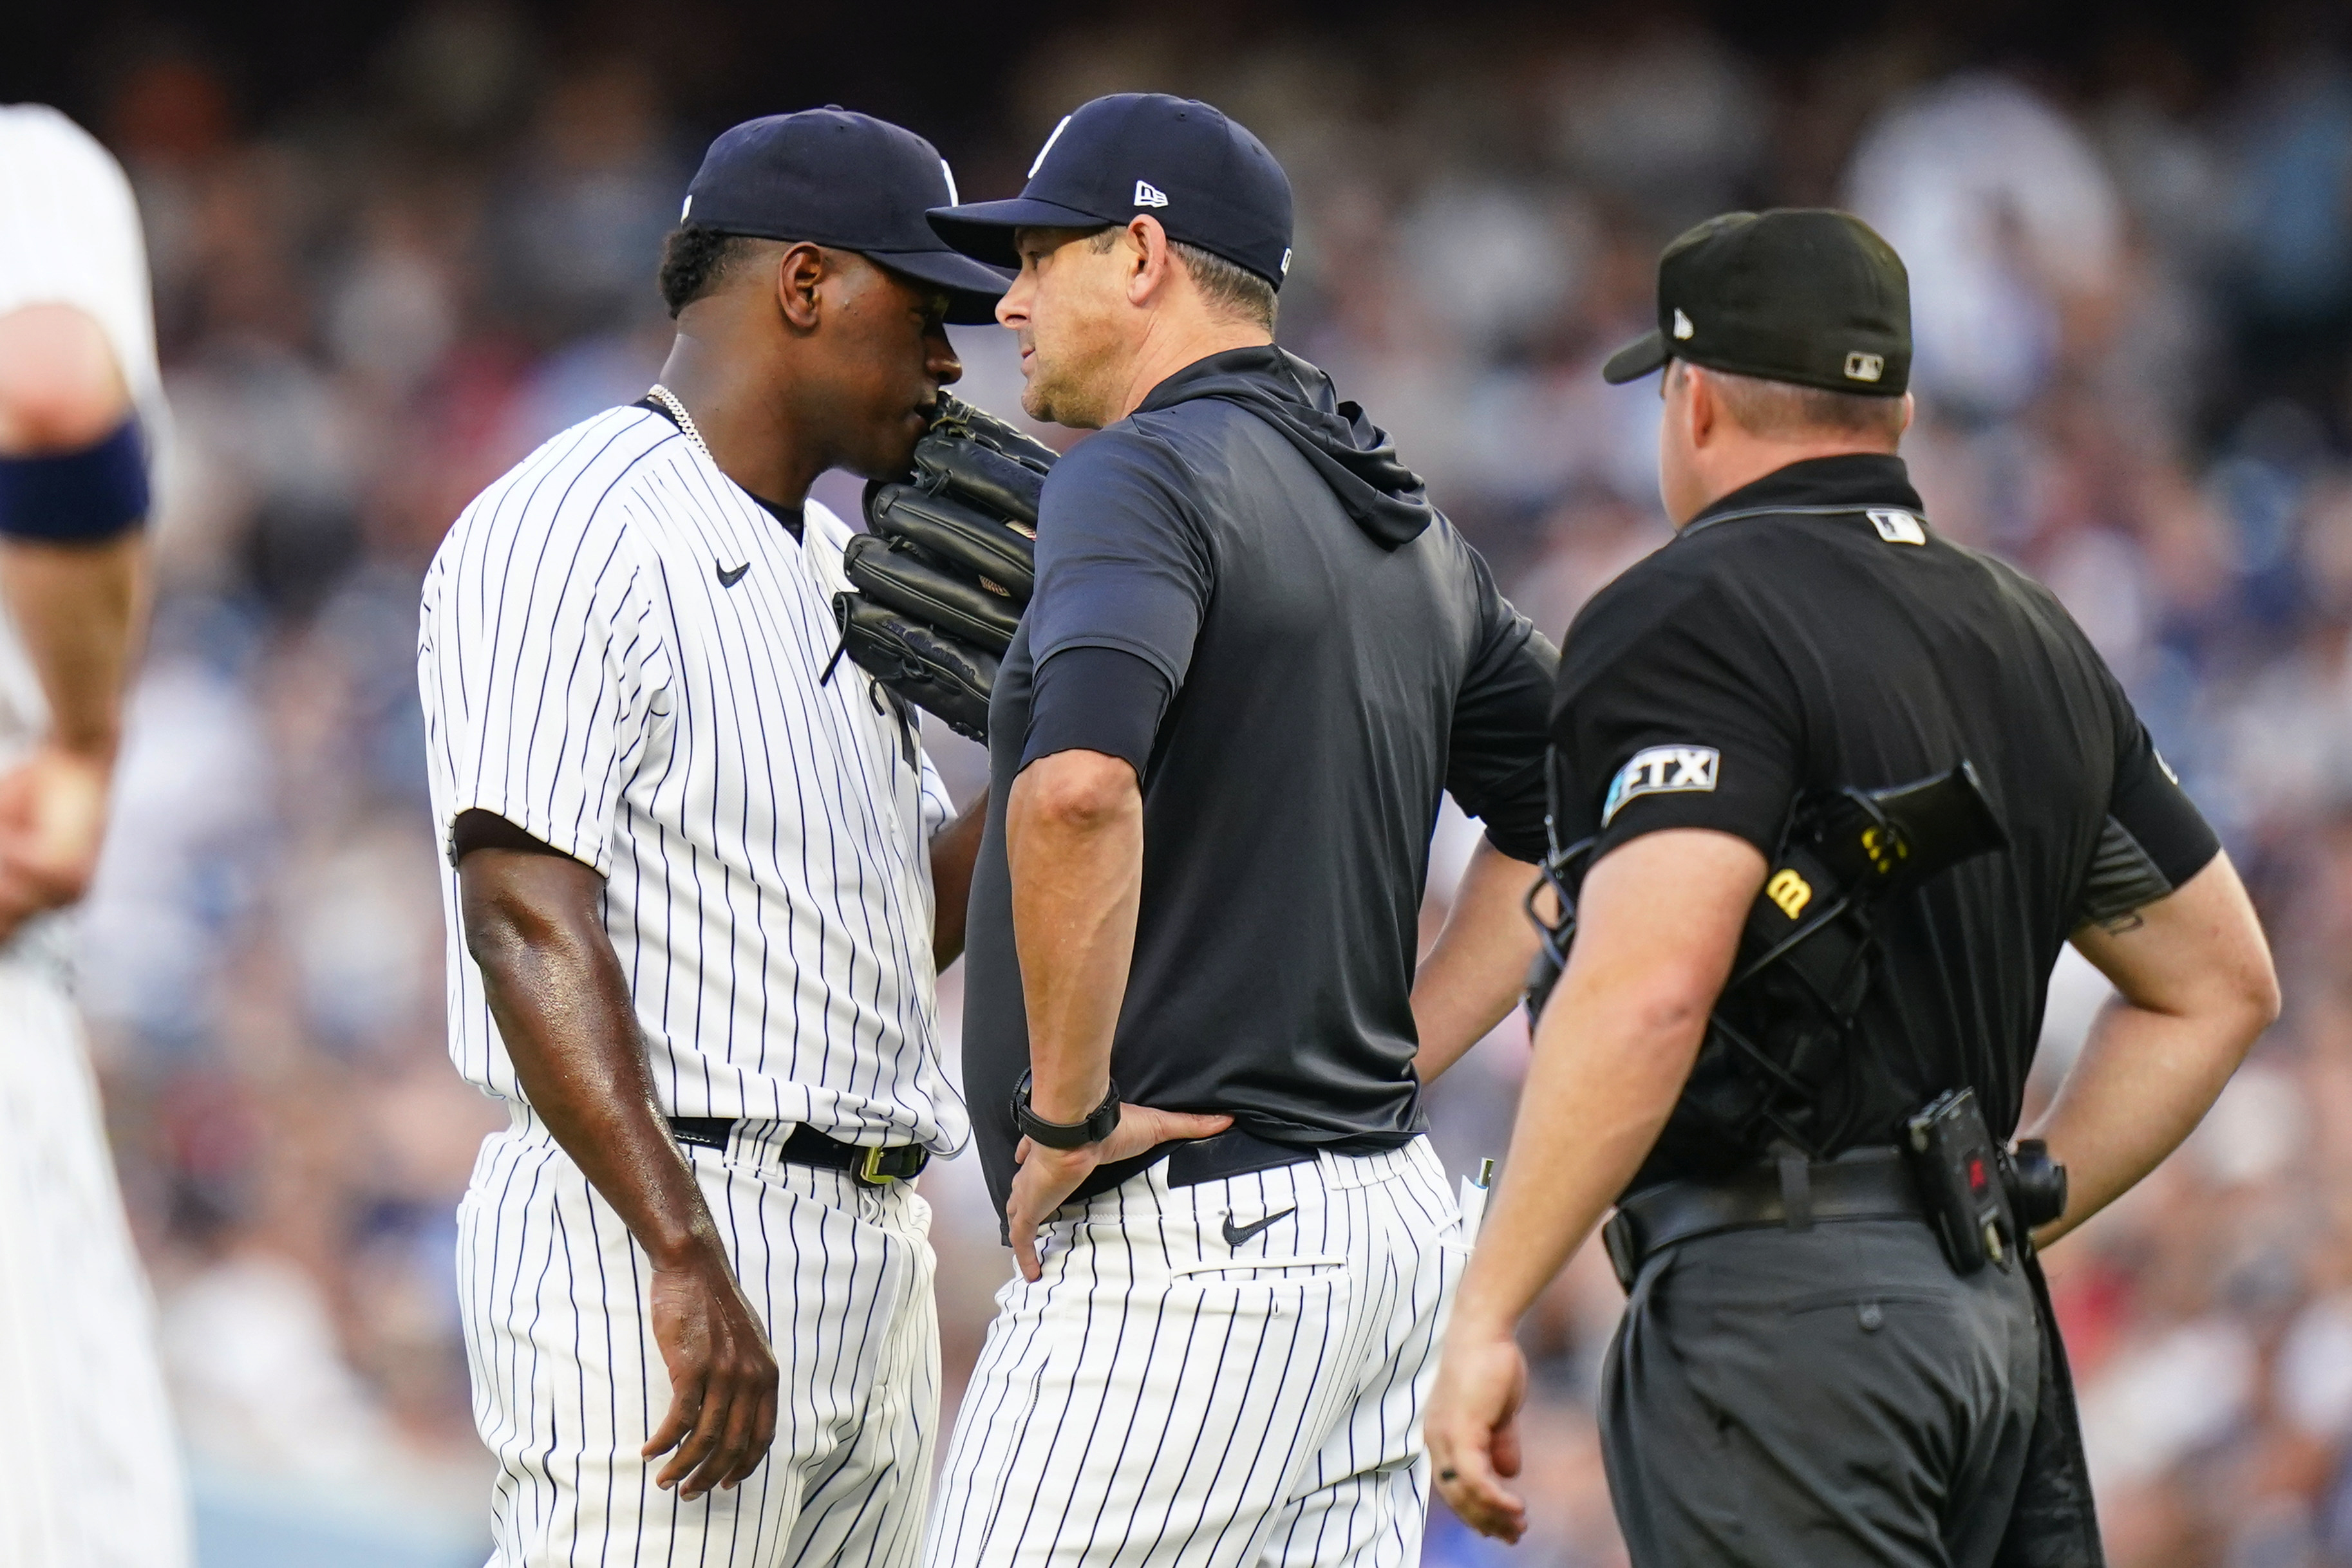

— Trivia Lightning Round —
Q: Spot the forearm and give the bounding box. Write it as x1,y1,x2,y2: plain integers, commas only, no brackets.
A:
0,534,146,758
1006,753,1142,1122
1447,985,1707,1337
2030,853,2278,1247
2026,992,2263,1246
1412,837,1541,1083
1446,828,1760,1339
929,789,988,969
464,857,720,1269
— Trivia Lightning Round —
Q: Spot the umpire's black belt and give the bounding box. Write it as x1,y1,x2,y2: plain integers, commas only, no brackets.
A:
1603,1146,1924,1291
667,1116,930,1187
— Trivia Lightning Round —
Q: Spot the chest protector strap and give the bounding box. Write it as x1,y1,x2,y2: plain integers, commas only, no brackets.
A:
1523,760,2008,1159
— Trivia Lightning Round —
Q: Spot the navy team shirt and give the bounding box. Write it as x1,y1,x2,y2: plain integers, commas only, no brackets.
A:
960,346,1557,1215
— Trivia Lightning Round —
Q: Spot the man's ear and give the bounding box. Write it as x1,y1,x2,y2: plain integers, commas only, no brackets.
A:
1682,363,1718,450
775,243,829,332
1124,216,1172,307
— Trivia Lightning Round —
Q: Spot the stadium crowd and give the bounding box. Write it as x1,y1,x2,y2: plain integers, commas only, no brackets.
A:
39,5,2352,1563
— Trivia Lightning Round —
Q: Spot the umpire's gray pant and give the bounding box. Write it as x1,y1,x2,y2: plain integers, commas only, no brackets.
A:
1603,1216,2040,1567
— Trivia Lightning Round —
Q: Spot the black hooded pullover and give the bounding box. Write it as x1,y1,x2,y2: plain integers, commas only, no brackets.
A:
959,346,1557,1213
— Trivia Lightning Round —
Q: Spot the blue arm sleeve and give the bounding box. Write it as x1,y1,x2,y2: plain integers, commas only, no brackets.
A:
1022,645,1174,779
0,415,149,543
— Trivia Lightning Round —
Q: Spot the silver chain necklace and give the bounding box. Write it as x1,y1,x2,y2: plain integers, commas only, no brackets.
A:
647,383,710,462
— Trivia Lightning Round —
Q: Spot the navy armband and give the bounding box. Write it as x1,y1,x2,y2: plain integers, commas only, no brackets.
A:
0,416,150,543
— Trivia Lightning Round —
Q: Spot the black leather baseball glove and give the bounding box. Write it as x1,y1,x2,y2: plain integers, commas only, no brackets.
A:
831,395,1056,743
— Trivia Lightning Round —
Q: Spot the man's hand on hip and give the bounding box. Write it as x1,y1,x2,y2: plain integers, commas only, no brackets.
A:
1004,1103,1231,1282
643,1251,781,1500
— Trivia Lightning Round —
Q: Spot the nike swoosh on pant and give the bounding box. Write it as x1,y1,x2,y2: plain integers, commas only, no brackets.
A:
1221,1208,1298,1248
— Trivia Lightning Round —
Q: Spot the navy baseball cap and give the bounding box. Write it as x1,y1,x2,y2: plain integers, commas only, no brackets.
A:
927,93,1295,290
681,107,1011,324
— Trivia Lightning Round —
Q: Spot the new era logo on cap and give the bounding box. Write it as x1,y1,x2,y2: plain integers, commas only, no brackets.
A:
1673,308,1695,341
927,93,1295,290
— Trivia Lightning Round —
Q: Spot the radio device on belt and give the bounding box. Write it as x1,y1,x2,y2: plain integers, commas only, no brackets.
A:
1524,761,2105,1565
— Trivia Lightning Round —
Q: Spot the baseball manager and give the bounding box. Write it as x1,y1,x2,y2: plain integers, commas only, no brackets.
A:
921,93,1556,1568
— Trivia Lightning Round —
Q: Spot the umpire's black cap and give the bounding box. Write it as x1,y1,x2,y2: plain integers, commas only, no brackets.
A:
681,108,1011,324
1603,209,1912,397
926,93,1295,290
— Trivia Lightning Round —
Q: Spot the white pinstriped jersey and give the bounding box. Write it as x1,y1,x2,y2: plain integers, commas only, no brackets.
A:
419,404,969,1152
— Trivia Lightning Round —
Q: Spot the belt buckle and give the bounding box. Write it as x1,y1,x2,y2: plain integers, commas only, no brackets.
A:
858,1144,928,1187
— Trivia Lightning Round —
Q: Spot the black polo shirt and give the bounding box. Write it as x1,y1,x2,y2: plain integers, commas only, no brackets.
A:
1549,454,2219,1193
961,347,1557,1215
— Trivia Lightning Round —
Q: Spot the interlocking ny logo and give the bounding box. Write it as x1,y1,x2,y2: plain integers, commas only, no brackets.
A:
1602,745,1720,825
1133,179,1169,208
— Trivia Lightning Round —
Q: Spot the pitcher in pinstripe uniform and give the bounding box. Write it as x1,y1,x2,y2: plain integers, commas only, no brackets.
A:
418,109,1011,1568
920,96,1558,1567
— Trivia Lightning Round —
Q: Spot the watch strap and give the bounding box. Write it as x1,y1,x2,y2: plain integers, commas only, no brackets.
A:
1012,1070,1122,1149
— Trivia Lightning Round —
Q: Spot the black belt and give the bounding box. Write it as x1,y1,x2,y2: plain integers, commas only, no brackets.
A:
1602,1147,1924,1290
667,1116,930,1186
1163,1128,1319,1188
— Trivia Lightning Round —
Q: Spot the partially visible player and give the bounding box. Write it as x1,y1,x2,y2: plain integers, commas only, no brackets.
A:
0,103,189,1568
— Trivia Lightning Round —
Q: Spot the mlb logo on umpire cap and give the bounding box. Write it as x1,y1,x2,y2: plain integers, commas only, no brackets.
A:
928,93,1295,290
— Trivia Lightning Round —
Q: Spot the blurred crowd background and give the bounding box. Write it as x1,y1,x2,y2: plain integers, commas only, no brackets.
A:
10,0,2352,1562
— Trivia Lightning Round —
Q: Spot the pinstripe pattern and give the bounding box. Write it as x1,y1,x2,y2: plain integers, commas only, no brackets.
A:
927,1139,1462,1568
0,106,189,1568
419,405,967,1150
422,406,967,1565
461,1108,940,1568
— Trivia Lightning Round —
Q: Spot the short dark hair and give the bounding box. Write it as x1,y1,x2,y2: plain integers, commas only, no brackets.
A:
657,225,763,318
1698,363,1906,444
1082,227,1277,334
1171,240,1277,334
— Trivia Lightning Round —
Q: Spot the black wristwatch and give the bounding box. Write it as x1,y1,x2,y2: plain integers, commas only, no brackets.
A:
1011,1070,1122,1150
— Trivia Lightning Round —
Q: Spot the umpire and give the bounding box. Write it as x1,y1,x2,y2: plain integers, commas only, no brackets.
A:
921,94,1557,1565
1426,210,2281,1565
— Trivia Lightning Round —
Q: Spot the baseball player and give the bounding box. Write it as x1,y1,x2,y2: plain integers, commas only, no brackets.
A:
0,104,190,1568
418,109,1009,1567
920,95,1556,1567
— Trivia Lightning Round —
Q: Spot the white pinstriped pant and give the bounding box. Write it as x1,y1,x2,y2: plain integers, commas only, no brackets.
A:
459,1106,940,1568
0,957,191,1568
927,1136,1463,1568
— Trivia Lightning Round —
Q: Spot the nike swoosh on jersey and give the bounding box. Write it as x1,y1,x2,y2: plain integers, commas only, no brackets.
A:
1221,1207,1298,1248
717,561,750,587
